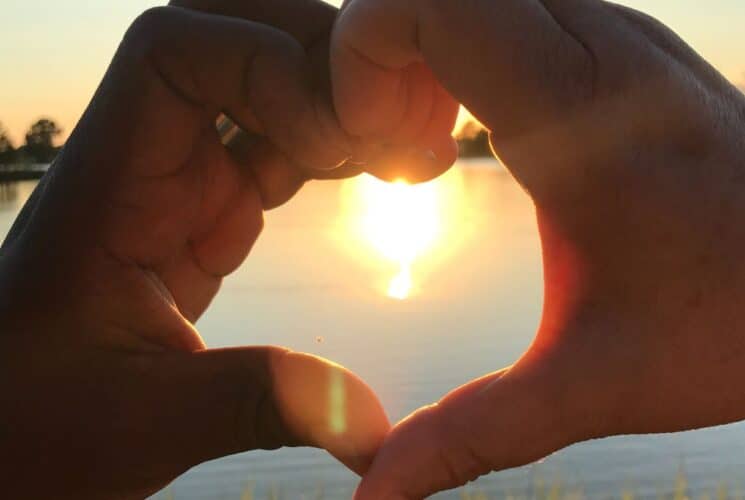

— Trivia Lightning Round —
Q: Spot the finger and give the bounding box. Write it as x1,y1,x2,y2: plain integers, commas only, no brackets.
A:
409,83,460,169
169,0,337,47
98,123,265,324
140,347,390,478
310,161,367,180
219,109,454,184
178,1,360,179
220,121,452,185
219,119,308,209
243,141,308,210
355,363,581,500
167,172,264,319
332,0,598,143
364,147,452,184
602,2,733,92
218,116,448,185
106,6,351,176
219,116,368,189
363,67,459,178
173,0,399,185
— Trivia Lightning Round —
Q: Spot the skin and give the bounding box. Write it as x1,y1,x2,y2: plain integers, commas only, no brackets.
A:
5,0,744,498
0,2,404,498
331,1,745,499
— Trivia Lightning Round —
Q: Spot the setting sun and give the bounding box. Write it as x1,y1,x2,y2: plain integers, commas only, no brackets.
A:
358,178,440,263
337,169,467,299
356,176,441,299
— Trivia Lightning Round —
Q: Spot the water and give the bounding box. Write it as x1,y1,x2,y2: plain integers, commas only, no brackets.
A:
2,161,745,499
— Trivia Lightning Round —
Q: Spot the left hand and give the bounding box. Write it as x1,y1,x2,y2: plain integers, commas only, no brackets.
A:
0,4,389,499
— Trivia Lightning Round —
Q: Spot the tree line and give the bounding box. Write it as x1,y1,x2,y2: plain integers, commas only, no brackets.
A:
457,121,492,158
0,119,62,165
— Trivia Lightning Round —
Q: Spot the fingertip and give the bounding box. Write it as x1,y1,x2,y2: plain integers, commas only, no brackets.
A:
270,351,390,473
354,468,408,500
365,146,454,184
430,135,459,169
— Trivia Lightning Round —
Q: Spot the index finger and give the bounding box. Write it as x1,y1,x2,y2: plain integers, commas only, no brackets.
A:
169,0,337,47
111,6,352,173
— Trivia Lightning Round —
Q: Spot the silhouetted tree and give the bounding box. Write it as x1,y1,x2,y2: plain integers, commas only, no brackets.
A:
23,118,62,163
457,121,493,158
0,122,16,165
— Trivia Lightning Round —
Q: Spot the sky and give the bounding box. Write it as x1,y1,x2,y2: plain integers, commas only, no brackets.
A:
1,0,744,145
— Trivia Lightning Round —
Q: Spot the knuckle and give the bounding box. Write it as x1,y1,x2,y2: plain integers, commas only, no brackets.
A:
547,35,598,105
127,6,173,40
123,6,176,56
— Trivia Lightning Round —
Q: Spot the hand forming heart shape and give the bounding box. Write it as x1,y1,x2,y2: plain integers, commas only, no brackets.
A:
2,1,745,499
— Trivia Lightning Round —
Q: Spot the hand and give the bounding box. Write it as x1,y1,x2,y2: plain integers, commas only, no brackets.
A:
332,1,745,498
0,4,390,498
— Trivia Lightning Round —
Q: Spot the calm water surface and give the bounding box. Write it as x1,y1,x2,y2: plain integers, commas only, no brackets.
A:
2,161,745,499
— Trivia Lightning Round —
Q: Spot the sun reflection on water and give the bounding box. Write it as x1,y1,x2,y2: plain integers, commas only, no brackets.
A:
388,263,412,300
338,169,466,299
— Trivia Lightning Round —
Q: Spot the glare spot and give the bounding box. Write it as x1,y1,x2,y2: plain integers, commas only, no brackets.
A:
329,367,346,435
356,177,440,299
336,168,468,300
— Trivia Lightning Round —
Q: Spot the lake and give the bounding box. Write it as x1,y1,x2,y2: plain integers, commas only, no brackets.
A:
2,160,745,499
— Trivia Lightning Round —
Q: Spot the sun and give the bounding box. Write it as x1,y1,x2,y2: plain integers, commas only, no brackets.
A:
338,171,465,299
358,178,441,263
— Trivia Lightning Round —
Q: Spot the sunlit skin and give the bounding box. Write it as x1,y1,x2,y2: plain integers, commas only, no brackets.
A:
332,1,745,499
6,1,745,500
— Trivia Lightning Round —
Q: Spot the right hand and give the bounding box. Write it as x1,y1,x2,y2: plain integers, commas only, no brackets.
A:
332,1,745,499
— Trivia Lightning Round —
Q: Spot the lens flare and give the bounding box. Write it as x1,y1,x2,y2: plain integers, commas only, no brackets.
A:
329,366,347,435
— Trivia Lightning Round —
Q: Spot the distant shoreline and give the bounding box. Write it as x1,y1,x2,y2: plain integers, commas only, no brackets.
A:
0,164,49,182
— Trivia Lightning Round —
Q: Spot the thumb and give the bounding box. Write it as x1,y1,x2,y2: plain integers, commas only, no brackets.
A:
332,0,597,142
137,347,390,478
355,363,582,500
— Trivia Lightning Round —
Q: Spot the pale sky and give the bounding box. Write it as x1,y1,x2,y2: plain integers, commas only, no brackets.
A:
1,0,744,145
